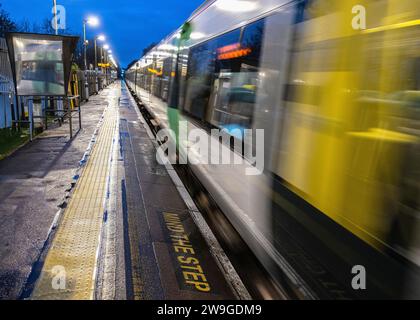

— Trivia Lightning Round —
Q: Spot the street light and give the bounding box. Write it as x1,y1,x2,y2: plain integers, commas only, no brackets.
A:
97,34,106,42
86,16,99,27
83,16,100,70
82,16,99,101
94,34,106,93
95,34,106,70
102,45,111,85
94,34,106,70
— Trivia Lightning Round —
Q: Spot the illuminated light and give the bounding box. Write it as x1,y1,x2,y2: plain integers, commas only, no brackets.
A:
148,68,162,76
217,43,240,54
215,0,258,13
216,43,251,60
97,34,106,41
190,32,205,40
217,48,251,60
86,16,99,27
108,50,112,53
103,44,110,50
158,43,176,51
181,65,188,77
110,56,117,68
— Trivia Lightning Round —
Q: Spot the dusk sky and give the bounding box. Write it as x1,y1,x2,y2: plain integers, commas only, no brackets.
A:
1,0,204,67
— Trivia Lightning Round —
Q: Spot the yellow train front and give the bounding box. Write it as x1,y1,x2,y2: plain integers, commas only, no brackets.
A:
126,0,420,299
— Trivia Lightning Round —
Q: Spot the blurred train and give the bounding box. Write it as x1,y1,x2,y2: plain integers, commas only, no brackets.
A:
126,0,420,299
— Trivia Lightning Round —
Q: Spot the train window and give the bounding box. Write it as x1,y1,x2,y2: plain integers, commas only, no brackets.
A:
161,57,173,101
208,19,266,136
184,29,241,121
240,19,264,68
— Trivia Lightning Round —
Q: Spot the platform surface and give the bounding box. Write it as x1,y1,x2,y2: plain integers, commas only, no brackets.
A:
25,82,236,300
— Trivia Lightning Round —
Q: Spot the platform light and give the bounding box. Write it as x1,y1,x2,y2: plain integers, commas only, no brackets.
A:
215,0,258,13
94,34,106,73
86,16,99,27
158,43,176,51
190,32,205,40
103,44,110,50
110,55,117,67
83,14,100,94
108,50,112,53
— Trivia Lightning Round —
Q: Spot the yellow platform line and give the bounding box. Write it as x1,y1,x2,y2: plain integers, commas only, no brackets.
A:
31,98,118,300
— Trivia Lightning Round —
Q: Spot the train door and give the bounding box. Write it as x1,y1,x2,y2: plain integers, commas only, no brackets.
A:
271,0,420,298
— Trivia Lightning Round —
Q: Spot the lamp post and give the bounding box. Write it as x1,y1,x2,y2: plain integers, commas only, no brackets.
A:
82,16,99,101
109,54,113,83
94,34,105,93
103,44,110,86
52,0,58,35
99,45,104,86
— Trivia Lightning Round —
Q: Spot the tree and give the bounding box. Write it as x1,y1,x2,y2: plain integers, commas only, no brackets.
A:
0,4,17,37
41,18,55,34
18,19,31,33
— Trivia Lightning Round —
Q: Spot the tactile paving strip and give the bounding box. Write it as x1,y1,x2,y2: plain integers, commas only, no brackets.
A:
31,95,118,300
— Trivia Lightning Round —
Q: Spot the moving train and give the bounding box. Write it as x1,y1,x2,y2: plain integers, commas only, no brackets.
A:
126,0,420,299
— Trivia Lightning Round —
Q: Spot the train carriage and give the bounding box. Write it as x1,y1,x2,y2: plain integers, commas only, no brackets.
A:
126,0,420,299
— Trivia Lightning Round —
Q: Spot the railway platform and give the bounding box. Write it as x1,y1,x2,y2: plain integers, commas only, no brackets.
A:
0,86,111,299
8,81,246,300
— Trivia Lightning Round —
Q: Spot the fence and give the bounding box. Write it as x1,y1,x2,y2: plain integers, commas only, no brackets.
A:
76,69,115,101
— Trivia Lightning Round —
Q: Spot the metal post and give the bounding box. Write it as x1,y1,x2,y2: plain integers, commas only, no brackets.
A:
68,99,72,138
101,46,104,87
10,92,16,131
3,93,6,129
53,0,58,35
83,21,89,101
28,98,33,141
105,51,109,86
78,102,82,130
20,97,24,129
94,37,99,94
43,97,48,130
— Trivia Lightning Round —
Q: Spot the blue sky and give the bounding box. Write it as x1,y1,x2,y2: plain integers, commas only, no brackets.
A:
1,0,203,67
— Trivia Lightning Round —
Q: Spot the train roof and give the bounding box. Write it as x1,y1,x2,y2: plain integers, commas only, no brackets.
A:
128,0,292,70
